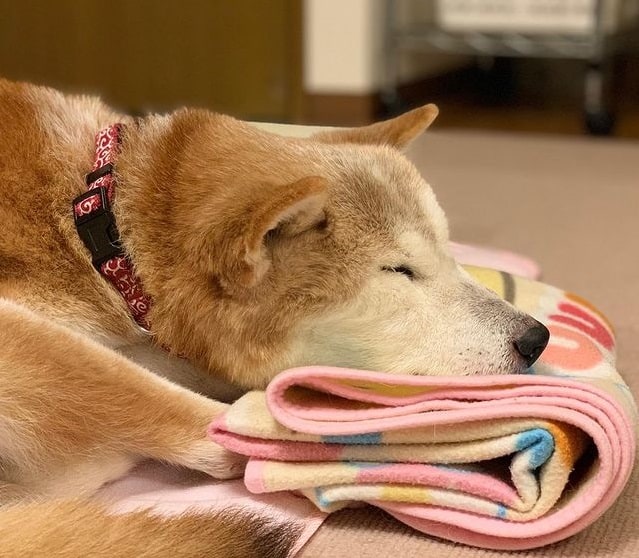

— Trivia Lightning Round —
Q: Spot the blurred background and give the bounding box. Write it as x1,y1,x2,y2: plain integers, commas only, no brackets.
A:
1,0,638,137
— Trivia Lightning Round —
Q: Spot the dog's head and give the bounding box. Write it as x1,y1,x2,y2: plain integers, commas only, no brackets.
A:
130,106,548,388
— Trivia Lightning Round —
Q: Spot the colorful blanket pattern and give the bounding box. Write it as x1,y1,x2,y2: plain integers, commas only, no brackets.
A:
210,266,637,550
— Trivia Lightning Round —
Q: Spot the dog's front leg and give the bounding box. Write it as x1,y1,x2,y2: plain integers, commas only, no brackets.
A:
0,298,245,503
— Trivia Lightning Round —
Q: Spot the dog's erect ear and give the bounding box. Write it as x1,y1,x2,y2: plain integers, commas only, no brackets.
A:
207,176,328,290
313,104,438,149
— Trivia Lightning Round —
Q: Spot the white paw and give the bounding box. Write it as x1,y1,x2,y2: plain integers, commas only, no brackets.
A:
181,440,248,480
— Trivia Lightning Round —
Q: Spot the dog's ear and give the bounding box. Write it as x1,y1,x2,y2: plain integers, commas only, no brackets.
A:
313,104,438,149
203,176,328,290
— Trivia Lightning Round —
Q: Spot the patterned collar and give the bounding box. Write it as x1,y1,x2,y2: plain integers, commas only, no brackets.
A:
72,124,152,330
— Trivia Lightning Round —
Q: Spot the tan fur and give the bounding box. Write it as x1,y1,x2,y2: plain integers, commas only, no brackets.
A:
0,500,297,558
0,78,544,554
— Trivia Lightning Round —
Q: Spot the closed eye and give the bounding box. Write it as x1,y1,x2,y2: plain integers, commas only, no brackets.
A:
381,265,416,280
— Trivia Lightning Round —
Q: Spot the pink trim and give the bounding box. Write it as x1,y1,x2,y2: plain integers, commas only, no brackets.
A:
208,429,344,462
449,241,541,279
244,461,268,493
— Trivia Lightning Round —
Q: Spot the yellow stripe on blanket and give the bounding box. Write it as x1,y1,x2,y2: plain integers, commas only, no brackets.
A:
335,379,436,398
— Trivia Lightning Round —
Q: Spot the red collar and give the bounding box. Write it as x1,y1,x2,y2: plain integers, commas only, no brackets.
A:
72,124,152,330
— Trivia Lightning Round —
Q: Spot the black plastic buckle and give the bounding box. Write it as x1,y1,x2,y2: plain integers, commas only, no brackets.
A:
85,163,113,186
73,186,123,269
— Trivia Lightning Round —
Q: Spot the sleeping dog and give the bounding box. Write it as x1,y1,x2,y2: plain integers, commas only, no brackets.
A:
0,79,548,556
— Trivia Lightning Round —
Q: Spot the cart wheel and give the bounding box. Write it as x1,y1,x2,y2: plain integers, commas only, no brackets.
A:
584,110,616,136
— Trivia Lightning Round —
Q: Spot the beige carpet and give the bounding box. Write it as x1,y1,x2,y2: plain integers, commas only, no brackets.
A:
300,130,639,557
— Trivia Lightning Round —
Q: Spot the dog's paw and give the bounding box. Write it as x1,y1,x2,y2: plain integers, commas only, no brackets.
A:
180,440,248,479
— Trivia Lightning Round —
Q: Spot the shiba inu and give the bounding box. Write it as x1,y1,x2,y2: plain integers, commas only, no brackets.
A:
0,79,548,556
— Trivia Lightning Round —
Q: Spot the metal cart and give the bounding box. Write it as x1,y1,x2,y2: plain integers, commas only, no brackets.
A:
382,0,639,134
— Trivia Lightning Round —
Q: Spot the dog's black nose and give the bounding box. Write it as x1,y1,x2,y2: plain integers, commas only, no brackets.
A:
514,323,550,368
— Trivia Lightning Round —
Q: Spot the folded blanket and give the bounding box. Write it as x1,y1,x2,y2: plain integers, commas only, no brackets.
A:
210,266,637,550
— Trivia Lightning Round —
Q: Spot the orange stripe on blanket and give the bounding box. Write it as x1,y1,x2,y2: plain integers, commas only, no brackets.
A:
565,292,615,334
546,422,589,469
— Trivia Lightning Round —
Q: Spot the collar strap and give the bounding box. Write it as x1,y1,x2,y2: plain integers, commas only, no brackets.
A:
73,124,152,330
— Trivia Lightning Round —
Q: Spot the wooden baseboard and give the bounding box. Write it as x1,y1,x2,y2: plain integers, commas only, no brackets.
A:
302,93,380,127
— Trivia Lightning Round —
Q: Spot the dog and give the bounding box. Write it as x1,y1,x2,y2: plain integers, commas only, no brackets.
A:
0,78,549,556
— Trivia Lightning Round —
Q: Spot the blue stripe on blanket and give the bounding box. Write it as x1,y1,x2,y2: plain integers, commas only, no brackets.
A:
314,487,331,509
345,461,387,469
322,432,382,445
515,428,555,469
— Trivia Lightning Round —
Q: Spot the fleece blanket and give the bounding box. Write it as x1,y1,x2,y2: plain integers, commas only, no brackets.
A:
210,266,637,550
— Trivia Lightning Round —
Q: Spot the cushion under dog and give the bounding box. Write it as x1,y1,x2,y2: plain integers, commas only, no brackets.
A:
210,266,637,550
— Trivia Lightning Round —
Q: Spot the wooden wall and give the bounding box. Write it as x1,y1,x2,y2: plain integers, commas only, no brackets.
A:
0,1,303,121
